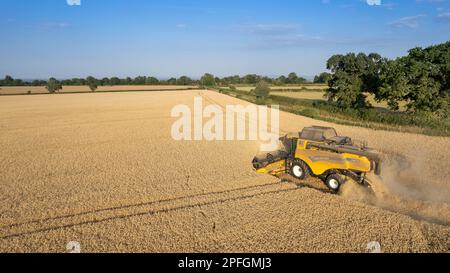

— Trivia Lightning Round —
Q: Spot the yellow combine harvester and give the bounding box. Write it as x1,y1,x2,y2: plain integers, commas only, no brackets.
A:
252,126,382,192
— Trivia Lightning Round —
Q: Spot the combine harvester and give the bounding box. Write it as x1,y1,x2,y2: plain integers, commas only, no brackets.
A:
252,126,382,193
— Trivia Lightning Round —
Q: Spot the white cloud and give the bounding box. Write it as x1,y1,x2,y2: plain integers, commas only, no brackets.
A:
240,24,300,35
417,0,447,3
367,0,382,6
436,11,450,22
66,0,81,6
388,15,426,28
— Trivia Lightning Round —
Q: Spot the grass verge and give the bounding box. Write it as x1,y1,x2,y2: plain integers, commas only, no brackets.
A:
214,87,450,137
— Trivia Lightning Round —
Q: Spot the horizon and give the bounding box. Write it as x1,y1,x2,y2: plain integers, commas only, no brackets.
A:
3,74,317,82
1,0,450,79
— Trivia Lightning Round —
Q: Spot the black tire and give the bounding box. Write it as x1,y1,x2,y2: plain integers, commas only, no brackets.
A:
325,174,343,192
290,160,310,180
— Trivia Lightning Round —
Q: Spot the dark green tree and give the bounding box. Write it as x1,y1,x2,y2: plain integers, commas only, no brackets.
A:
125,77,133,85
176,76,193,85
314,72,332,84
86,76,99,92
378,42,450,115
110,77,121,85
222,75,240,85
200,73,216,87
145,76,159,85
326,53,384,109
287,72,299,84
2,75,14,86
46,78,62,93
253,80,271,100
31,80,42,86
133,76,146,85
101,77,110,86
276,75,287,85
167,78,177,85
243,74,259,84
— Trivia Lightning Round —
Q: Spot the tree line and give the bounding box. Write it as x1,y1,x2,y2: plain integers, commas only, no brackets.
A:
0,72,310,88
218,72,308,85
0,75,194,87
325,41,449,116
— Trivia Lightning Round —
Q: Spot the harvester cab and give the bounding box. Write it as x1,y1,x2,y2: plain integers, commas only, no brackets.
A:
252,126,382,192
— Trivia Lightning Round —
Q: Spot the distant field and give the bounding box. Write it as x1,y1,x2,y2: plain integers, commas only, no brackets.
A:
272,91,408,110
272,84,328,90
232,84,328,92
272,91,326,101
0,85,198,95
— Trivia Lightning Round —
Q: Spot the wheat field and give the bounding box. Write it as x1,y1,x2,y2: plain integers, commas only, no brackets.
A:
236,85,328,92
0,90,448,253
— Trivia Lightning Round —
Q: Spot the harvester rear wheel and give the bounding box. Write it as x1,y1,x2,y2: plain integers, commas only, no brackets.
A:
290,160,310,180
325,174,343,192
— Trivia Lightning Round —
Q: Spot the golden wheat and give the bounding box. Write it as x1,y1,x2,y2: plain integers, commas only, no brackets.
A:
0,90,448,253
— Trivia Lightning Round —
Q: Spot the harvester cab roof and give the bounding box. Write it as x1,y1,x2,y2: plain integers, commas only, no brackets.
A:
299,126,338,142
298,126,355,146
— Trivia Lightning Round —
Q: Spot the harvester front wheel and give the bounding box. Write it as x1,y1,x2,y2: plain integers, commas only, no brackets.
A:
290,160,310,180
325,174,343,192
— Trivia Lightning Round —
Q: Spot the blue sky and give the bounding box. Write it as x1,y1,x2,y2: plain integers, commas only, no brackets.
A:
1,0,449,79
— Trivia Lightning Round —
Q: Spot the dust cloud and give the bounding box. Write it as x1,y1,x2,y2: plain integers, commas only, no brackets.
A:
341,153,450,226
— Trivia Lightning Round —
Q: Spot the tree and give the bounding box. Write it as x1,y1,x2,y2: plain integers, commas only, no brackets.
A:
297,76,307,84
287,72,298,84
46,78,62,93
2,75,14,86
176,76,193,85
261,76,274,84
133,76,146,85
167,78,177,85
200,73,216,87
69,78,86,85
214,77,222,86
377,42,450,115
222,75,240,85
86,76,98,92
31,80,42,86
253,80,271,100
325,53,384,109
276,75,287,85
327,70,367,108
243,74,259,84
314,72,332,84
109,77,120,85
13,78,23,86
125,77,133,85
101,77,110,86
145,76,159,85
